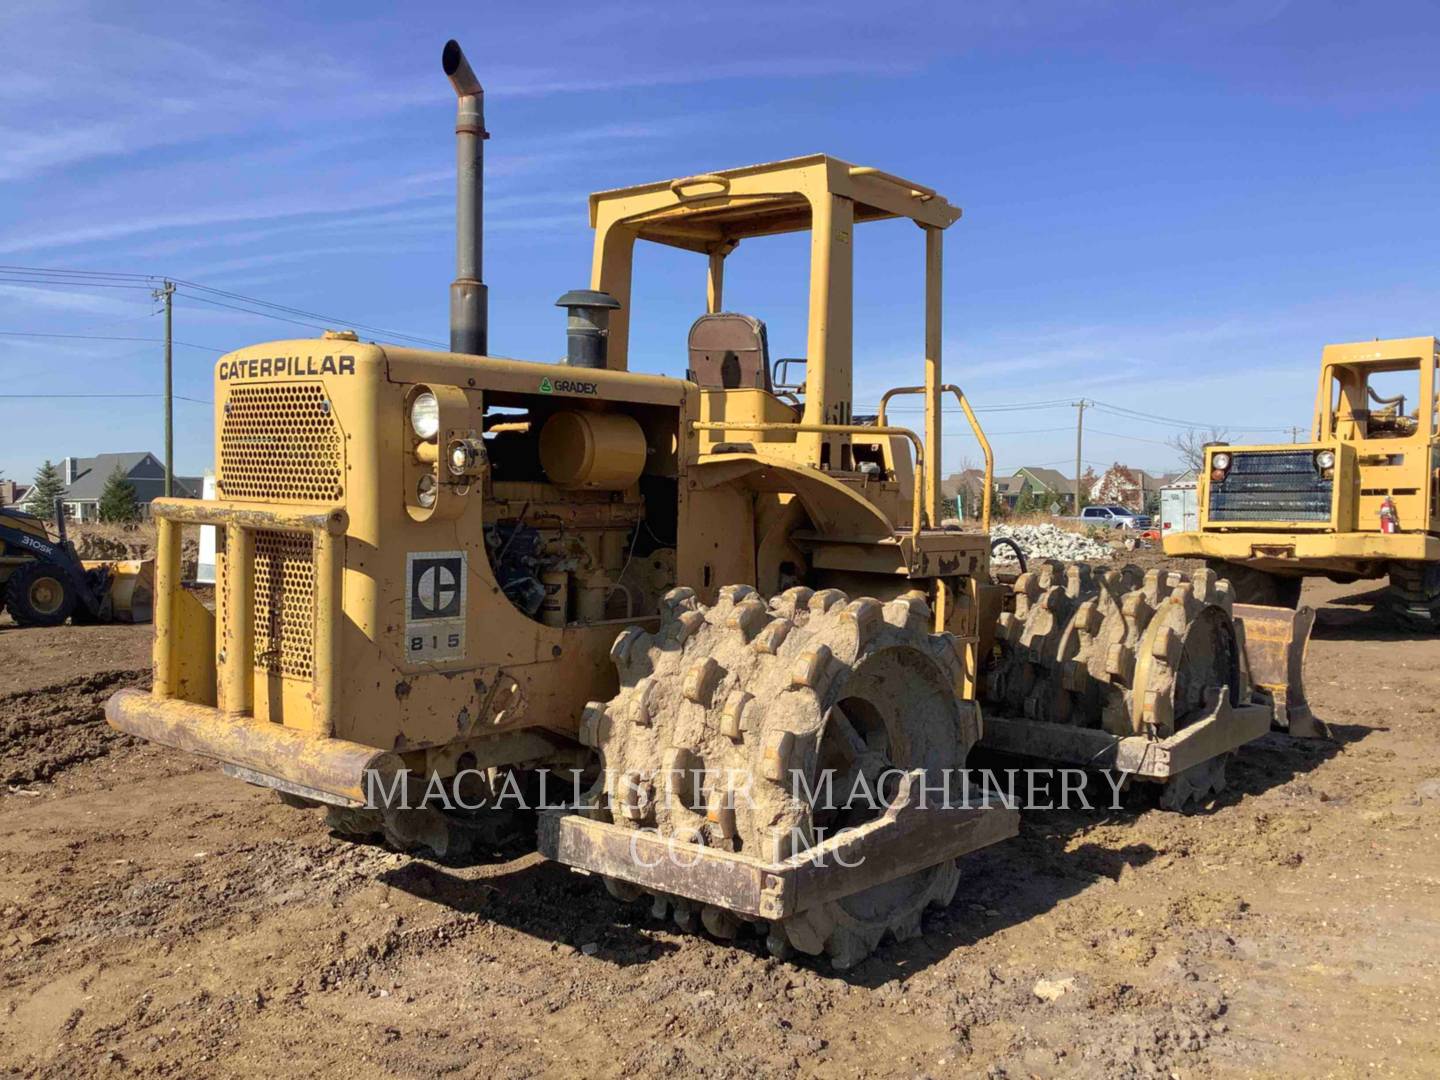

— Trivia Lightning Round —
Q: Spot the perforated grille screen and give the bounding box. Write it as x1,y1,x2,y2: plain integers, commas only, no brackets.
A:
220,384,342,502
253,530,315,678
1210,450,1332,523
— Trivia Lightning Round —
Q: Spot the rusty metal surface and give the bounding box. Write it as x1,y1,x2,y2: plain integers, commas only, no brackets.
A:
693,421,929,538
1235,603,1322,737
168,587,216,707
1144,700,1271,775
539,813,773,915
220,763,360,808
540,771,1017,920
106,688,400,805
793,528,987,579
981,697,1271,781
151,498,347,535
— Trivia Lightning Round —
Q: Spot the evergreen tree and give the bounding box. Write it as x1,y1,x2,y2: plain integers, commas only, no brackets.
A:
98,465,140,523
29,460,66,520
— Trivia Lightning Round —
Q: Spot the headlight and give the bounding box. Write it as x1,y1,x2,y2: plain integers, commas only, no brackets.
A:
416,473,437,507
1315,449,1336,469
447,438,485,477
409,391,440,440
1211,452,1231,470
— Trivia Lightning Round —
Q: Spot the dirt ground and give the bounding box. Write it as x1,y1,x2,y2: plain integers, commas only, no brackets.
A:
2,575,1438,1079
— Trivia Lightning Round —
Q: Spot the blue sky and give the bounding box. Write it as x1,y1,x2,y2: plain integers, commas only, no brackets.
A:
2,0,1438,486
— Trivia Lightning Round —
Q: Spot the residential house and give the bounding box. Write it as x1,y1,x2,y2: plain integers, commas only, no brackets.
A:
0,479,29,507
941,468,988,520
26,453,202,522
1092,463,1177,514
1001,466,1082,512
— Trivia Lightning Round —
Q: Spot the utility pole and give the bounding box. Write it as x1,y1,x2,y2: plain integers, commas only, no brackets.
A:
1288,425,1303,443
1073,399,1087,512
153,280,175,496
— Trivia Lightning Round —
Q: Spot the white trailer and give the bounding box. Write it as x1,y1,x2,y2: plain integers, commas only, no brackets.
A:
1160,479,1199,537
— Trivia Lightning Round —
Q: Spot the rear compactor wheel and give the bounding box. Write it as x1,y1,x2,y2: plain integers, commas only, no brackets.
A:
986,563,1242,811
580,583,979,969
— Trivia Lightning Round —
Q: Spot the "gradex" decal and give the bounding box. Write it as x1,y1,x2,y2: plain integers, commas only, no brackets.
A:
539,375,599,396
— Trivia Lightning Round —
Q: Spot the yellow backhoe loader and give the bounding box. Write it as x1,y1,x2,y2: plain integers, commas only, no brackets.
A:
106,39,1300,968
0,502,153,626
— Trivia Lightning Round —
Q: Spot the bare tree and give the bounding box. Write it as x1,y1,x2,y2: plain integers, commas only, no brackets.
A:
1167,427,1230,472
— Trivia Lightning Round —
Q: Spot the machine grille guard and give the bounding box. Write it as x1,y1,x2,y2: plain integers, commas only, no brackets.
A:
1211,450,1333,523
148,498,347,735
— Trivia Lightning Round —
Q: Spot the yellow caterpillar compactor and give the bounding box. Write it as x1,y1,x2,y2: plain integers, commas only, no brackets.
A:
107,41,1299,967
1168,337,1440,634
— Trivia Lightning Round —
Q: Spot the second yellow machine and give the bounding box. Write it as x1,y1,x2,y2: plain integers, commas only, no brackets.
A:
1167,336,1440,630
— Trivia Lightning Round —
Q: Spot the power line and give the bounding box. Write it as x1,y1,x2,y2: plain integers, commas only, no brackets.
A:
0,264,156,280
1085,427,1174,446
868,395,1293,433
1089,398,1292,433
174,291,337,332
862,398,1074,414
944,425,1073,437
0,275,156,291
0,393,212,404
170,278,446,349
0,330,226,352
0,263,446,350
172,285,446,349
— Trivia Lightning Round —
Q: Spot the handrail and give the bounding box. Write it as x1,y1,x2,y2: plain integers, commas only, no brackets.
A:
669,174,731,200
691,420,927,540
876,384,993,532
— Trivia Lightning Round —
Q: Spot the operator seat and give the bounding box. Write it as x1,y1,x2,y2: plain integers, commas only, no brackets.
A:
687,313,772,391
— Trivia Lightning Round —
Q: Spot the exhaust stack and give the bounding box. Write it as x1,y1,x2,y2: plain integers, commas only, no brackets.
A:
442,39,488,355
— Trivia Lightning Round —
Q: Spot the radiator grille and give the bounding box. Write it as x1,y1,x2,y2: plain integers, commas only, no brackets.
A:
253,530,315,678
1210,450,1332,523
220,384,342,502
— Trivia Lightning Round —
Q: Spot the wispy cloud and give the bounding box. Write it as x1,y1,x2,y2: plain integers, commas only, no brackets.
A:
0,282,150,317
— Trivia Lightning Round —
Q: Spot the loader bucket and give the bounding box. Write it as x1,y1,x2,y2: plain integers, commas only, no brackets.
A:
82,558,155,623
1234,603,1322,737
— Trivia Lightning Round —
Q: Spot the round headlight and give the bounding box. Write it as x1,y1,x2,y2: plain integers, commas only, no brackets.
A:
1315,449,1336,469
1212,452,1231,470
416,473,437,508
409,391,440,440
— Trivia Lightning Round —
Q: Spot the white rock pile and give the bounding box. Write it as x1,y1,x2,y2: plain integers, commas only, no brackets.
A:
988,523,1113,564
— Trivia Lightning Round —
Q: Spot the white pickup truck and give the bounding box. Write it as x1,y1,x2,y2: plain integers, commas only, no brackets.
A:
1077,504,1151,530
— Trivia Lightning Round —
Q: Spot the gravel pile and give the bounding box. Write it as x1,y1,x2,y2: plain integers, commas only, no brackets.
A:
988,522,1114,564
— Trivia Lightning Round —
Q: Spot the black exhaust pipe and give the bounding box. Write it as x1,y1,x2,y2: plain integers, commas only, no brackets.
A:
442,39,488,355
555,290,621,369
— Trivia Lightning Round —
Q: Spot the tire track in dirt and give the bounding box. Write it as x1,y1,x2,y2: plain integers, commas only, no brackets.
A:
1,670,149,786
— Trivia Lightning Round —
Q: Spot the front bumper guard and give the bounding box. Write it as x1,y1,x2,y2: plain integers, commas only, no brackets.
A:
106,687,400,807
538,770,1019,921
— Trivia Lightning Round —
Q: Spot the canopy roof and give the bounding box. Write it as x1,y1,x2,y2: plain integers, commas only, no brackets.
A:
589,154,961,252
